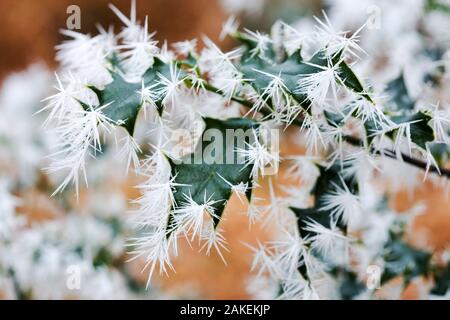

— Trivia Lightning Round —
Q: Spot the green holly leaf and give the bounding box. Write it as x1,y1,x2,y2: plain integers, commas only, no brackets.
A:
94,58,184,135
291,163,358,239
385,73,416,113
169,117,259,230
291,163,359,281
357,72,418,146
337,60,372,102
93,247,115,268
431,262,450,295
313,163,358,208
391,111,434,149
426,0,450,14
381,232,431,285
181,52,199,69
236,33,371,103
239,50,309,109
330,267,366,300
363,111,435,149
233,32,279,62
106,52,123,71
239,50,372,115
291,207,335,240
324,104,353,127
94,73,142,135
423,48,446,86
428,142,450,166
141,58,187,116
363,117,382,146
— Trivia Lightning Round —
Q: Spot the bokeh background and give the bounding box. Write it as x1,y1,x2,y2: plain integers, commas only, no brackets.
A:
0,0,449,300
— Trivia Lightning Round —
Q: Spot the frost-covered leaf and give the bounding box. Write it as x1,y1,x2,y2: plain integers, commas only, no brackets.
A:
239,49,372,113
363,111,434,149
337,60,372,102
426,0,450,13
330,267,366,300
94,58,183,135
381,232,431,285
391,111,434,149
93,73,141,135
291,163,357,239
431,262,450,295
428,142,450,166
291,207,336,240
423,48,446,86
324,104,352,127
313,163,358,209
169,117,259,229
385,73,416,113
290,164,358,281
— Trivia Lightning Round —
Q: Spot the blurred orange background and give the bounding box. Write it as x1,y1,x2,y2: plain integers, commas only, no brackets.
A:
0,0,449,300
0,0,228,81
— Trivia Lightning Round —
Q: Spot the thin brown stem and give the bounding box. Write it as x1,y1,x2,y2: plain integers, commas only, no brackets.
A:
344,135,450,178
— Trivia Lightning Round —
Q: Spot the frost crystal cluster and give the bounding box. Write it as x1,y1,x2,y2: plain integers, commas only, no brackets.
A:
0,65,170,299
39,0,450,299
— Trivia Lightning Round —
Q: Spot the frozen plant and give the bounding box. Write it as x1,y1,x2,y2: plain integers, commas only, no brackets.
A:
40,0,450,299
0,66,172,300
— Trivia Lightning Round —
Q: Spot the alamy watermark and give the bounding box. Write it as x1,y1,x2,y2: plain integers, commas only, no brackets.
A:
367,5,382,30
66,5,81,30
170,126,280,175
366,265,381,290
66,264,82,291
